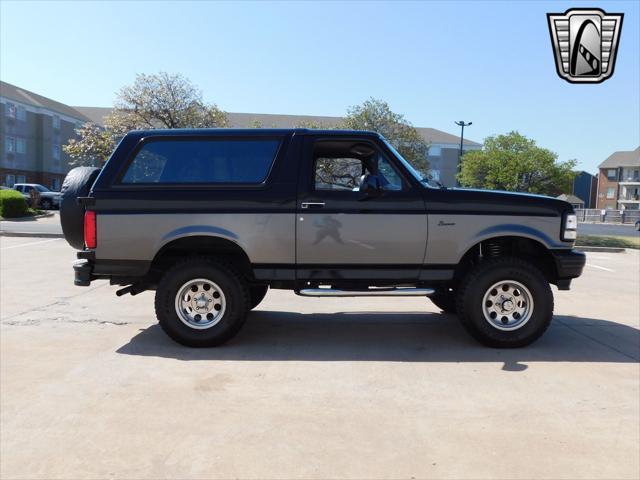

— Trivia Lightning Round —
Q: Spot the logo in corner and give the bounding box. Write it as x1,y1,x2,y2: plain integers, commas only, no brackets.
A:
547,8,623,84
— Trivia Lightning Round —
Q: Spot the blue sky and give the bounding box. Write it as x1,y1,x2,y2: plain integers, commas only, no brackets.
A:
1,0,638,173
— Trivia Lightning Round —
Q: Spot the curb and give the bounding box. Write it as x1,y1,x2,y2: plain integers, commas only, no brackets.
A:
575,245,626,253
0,211,56,221
0,232,64,238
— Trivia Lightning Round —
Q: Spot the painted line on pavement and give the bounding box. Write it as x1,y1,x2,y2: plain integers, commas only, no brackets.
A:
0,238,61,250
586,263,615,272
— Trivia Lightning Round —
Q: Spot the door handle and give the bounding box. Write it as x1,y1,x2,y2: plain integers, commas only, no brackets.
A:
301,202,325,209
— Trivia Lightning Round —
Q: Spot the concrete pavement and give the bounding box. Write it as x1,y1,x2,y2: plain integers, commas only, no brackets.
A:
1,237,639,479
0,211,63,236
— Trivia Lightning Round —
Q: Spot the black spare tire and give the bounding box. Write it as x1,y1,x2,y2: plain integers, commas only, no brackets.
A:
60,167,101,249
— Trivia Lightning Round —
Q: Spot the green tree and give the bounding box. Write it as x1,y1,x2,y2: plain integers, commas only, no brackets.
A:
342,98,429,174
64,72,228,166
457,131,576,196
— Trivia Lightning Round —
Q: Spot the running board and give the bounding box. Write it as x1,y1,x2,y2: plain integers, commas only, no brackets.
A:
297,288,435,297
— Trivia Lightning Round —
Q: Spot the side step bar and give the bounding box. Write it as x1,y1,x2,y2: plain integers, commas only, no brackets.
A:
298,288,434,297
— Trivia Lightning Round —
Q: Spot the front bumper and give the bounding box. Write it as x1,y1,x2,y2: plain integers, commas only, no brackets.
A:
551,249,586,290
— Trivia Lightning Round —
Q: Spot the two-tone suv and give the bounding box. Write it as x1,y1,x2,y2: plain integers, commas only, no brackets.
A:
60,129,585,348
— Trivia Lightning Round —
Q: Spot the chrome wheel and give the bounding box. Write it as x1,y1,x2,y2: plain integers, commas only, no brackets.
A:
174,278,226,330
482,280,533,331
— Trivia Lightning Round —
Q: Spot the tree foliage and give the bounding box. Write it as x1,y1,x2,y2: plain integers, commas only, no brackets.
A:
342,98,429,174
64,72,227,166
457,131,576,196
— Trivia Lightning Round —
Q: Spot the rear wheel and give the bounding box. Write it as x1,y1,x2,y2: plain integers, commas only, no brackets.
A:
40,198,52,210
456,257,553,348
154,258,249,347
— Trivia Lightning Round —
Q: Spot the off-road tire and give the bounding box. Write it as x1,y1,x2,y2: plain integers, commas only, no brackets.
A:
249,285,269,310
60,167,101,249
430,289,457,314
154,258,249,347
456,257,553,348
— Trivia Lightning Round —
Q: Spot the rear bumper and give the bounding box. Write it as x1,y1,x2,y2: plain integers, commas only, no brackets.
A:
73,251,150,286
551,249,586,290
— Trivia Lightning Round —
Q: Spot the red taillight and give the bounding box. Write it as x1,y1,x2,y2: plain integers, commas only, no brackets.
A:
84,210,97,249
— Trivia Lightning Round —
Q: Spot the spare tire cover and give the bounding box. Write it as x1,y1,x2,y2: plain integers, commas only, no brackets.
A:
60,167,101,250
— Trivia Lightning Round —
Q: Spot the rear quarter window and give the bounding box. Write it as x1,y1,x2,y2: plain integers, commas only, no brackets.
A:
121,138,281,184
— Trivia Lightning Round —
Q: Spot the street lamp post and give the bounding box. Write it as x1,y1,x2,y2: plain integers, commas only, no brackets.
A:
454,120,472,185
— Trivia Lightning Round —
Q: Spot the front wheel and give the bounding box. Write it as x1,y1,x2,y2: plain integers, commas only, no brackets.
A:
456,257,553,348
154,258,249,347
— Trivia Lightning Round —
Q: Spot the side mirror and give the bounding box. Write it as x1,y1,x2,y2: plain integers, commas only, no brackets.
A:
360,174,383,195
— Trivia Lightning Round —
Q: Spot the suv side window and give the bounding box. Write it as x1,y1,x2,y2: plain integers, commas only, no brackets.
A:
314,147,404,192
121,138,281,184
315,157,362,191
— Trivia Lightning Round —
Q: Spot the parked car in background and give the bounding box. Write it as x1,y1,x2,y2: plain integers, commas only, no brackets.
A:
13,183,61,209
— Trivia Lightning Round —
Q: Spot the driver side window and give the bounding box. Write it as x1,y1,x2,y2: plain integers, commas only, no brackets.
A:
313,141,404,192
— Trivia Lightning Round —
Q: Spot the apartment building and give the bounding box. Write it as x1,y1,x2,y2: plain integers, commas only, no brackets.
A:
596,147,640,210
0,81,91,190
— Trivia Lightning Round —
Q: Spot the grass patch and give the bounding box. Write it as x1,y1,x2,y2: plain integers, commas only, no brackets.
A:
576,234,640,249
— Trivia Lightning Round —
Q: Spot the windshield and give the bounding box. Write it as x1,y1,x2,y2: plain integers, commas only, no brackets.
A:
381,139,434,188
35,185,50,192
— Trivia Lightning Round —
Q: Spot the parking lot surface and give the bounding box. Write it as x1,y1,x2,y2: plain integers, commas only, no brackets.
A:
1,236,639,479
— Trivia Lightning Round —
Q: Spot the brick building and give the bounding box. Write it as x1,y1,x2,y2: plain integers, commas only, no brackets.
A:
0,81,92,190
596,147,640,210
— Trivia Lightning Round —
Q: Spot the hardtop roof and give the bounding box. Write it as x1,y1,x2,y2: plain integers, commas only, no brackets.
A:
125,128,382,138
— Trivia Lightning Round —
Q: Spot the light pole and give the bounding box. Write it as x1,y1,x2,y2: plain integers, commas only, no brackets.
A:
455,120,472,185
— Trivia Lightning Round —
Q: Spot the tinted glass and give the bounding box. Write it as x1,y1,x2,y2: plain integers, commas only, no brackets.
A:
122,139,281,184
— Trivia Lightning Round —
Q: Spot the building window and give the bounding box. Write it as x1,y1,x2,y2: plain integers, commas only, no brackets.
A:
429,146,442,156
51,178,61,191
16,106,26,121
6,174,15,187
5,136,15,153
606,187,615,199
52,144,60,160
52,115,60,130
5,102,16,119
606,169,617,180
16,175,26,184
16,138,26,154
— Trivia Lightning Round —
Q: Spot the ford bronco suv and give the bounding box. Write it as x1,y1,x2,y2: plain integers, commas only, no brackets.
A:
60,129,585,348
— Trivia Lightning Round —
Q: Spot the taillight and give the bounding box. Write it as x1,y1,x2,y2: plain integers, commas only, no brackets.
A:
84,210,97,249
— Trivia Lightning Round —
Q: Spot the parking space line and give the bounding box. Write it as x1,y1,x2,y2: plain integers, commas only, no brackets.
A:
0,238,61,250
586,263,615,272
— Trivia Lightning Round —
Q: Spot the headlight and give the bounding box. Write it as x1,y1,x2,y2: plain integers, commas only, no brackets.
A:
563,213,577,241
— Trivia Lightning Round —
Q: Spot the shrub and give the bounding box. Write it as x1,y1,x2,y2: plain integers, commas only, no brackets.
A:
0,189,29,218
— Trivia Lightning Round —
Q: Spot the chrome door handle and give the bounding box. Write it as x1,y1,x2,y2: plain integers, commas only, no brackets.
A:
301,202,325,209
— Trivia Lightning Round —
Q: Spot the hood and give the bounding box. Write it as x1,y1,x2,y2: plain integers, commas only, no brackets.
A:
428,188,572,217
